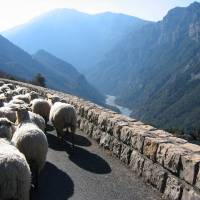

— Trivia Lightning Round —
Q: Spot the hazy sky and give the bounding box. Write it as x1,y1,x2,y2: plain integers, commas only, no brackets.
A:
0,0,199,31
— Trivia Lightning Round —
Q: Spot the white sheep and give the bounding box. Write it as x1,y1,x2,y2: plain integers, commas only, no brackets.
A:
0,80,4,86
47,93,61,104
0,138,31,200
4,83,16,90
0,106,17,123
5,89,19,97
28,91,40,101
0,92,13,102
0,117,15,140
11,106,48,189
13,94,31,104
14,92,40,103
50,102,77,149
30,98,51,124
0,97,6,107
0,85,10,93
8,98,27,106
15,86,30,94
29,111,46,131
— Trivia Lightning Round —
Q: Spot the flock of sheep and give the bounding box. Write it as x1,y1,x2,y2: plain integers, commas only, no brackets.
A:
0,81,77,200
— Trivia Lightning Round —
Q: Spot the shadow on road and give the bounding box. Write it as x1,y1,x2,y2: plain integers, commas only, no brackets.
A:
31,162,74,200
64,131,92,147
69,145,112,174
45,124,55,132
46,130,92,147
47,133,112,174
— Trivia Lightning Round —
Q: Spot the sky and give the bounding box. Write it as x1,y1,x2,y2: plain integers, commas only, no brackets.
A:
0,0,199,31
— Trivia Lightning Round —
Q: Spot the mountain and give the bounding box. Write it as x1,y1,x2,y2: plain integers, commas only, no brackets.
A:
33,50,105,104
88,2,200,132
0,34,104,104
2,9,148,72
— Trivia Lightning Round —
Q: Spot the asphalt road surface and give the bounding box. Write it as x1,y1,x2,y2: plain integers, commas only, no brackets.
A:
31,126,162,200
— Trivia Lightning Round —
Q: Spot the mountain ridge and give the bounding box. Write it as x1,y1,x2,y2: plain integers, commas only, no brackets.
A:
2,8,149,72
0,34,105,104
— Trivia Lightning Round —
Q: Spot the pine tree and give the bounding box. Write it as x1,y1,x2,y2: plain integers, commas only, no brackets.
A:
33,73,46,87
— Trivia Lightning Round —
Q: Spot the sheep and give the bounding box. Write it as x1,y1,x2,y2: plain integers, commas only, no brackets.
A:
5,89,19,97
15,86,30,94
4,83,16,90
29,111,46,131
0,106,17,123
0,80,4,86
8,98,27,106
0,85,10,93
11,106,48,189
0,97,6,107
47,93,61,104
13,94,31,104
13,92,40,105
0,117,15,140
49,102,77,149
13,108,46,131
0,138,31,200
28,91,40,101
30,99,51,124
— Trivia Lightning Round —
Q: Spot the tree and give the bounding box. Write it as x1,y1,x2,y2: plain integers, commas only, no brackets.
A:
33,73,46,87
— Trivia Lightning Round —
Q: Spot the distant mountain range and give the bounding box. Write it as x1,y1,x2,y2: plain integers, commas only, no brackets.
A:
3,9,148,72
0,35,104,104
88,2,200,132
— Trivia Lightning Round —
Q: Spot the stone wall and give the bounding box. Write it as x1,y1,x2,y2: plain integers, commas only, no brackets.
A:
2,78,200,200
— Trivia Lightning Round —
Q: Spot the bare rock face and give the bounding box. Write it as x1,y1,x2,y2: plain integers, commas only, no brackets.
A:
189,22,200,42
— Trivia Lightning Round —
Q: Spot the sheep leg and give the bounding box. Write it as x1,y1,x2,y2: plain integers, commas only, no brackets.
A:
56,127,61,138
34,169,39,191
45,117,48,126
30,163,39,191
56,127,64,141
71,131,74,153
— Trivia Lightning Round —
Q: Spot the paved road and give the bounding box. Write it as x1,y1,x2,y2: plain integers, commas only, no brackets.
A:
31,126,162,200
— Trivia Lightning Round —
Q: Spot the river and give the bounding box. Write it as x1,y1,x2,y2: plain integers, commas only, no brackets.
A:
105,95,132,117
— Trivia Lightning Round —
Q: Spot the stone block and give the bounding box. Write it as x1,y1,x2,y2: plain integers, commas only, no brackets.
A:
150,129,173,138
120,144,132,165
79,119,86,131
98,112,109,131
85,122,94,136
92,128,102,143
129,150,145,176
181,143,200,153
130,129,151,153
182,188,200,200
120,126,134,145
100,132,113,150
112,138,122,158
142,159,168,192
163,175,183,200
157,143,188,174
143,137,168,162
180,154,200,185
113,121,129,139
